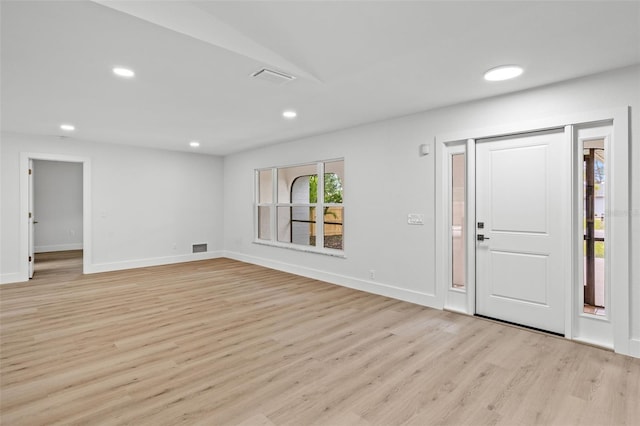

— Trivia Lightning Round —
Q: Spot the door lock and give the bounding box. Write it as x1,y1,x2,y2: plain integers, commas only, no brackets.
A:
477,234,490,241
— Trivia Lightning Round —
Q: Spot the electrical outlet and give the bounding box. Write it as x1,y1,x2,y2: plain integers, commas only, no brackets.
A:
407,213,424,225
369,269,376,280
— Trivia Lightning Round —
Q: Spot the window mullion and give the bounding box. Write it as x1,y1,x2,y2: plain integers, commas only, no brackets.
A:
271,168,277,242
316,162,324,249
254,170,258,239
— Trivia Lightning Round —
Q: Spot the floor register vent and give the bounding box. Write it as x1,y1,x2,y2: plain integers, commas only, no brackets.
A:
192,243,207,253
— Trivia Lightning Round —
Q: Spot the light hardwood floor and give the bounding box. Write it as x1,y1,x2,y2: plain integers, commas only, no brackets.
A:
1,251,639,425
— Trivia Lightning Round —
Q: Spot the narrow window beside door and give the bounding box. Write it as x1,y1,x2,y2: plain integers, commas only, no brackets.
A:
451,153,465,289
583,140,606,316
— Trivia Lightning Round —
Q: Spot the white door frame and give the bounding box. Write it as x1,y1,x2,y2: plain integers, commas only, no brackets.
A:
28,158,35,279
435,107,632,357
19,152,92,280
572,123,615,349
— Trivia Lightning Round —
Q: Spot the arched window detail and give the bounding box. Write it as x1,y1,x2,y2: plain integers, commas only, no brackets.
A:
289,173,343,249
290,175,314,246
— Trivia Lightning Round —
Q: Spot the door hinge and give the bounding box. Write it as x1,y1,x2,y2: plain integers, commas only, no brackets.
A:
29,256,32,262
29,212,32,218
29,168,32,175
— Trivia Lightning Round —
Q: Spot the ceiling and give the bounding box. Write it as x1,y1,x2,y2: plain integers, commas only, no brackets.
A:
2,1,639,156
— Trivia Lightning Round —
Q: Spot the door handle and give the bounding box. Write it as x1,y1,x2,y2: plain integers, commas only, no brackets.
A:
477,234,490,241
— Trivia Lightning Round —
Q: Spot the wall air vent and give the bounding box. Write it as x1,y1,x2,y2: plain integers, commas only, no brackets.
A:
192,243,207,253
250,68,296,85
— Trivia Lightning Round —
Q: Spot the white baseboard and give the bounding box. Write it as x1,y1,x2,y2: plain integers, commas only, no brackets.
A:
35,243,83,253
0,272,26,285
224,250,440,310
1,251,224,285
87,251,224,274
629,338,640,358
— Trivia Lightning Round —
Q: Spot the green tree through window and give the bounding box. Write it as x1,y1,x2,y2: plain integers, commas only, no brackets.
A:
309,173,343,203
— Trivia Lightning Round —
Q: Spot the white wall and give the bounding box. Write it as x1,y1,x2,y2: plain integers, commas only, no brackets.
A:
1,133,225,280
33,160,83,252
0,65,637,354
223,65,640,351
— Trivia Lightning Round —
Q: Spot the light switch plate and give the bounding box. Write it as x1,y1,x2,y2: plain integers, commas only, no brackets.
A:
407,213,424,225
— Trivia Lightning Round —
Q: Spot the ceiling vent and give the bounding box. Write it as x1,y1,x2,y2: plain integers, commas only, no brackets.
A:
251,68,296,85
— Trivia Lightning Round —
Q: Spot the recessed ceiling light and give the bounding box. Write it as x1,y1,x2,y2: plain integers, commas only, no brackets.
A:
484,65,523,81
282,110,297,119
113,67,135,78
60,124,75,131
189,141,200,148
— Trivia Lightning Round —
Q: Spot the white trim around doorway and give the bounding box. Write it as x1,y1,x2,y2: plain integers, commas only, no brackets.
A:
19,152,92,281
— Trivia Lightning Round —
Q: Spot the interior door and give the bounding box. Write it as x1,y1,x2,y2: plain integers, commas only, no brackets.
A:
28,159,35,279
476,129,567,334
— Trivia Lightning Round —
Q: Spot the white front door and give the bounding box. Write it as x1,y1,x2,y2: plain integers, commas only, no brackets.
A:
476,129,568,334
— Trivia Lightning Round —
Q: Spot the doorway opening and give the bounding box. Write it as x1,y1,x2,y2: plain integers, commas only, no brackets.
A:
21,152,91,282
31,160,84,279
33,250,84,282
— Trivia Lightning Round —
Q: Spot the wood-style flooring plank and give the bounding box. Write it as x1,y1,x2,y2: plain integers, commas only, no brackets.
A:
1,251,639,425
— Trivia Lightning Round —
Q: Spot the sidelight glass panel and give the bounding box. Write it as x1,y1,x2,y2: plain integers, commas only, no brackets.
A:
451,153,465,289
583,140,605,316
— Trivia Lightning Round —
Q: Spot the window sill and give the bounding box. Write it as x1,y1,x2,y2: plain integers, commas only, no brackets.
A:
252,240,346,259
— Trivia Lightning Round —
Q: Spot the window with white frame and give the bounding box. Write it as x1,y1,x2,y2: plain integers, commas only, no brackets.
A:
256,160,344,253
